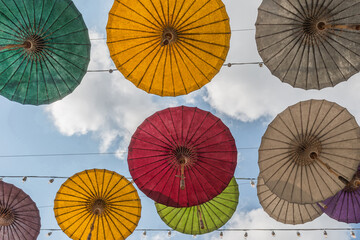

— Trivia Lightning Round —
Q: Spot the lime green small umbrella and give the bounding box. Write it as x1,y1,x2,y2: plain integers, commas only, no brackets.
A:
155,178,238,235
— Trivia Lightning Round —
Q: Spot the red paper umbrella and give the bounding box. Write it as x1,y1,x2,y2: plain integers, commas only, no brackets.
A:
128,106,237,207
0,181,40,239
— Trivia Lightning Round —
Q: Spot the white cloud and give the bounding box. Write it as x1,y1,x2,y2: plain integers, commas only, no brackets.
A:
45,30,170,158
205,208,350,240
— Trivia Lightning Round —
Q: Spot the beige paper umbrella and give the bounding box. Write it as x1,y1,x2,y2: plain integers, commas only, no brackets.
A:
259,99,360,204
256,0,360,89
257,176,323,224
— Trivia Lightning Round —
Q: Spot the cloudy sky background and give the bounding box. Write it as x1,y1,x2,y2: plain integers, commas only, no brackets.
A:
1,0,360,239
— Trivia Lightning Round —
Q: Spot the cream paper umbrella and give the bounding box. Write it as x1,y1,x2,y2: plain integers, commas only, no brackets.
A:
257,176,323,224
259,99,360,204
255,0,360,89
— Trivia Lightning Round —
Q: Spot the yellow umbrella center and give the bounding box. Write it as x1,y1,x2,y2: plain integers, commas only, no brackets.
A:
0,206,15,227
293,138,322,166
89,199,107,216
161,27,178,46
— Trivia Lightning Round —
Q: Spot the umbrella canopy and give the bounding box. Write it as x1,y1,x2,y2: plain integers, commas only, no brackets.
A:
0,181,40,240
320,165,360,223
0,0,90,105
128,106,237,207
106,0,230,96
54,169,141,240
258,99,360,204
257,176,323,225
155,177,238,235
255,0,360,90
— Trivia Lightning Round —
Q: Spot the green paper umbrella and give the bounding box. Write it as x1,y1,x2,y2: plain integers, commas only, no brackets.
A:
0,0,90,105
155,178,238,235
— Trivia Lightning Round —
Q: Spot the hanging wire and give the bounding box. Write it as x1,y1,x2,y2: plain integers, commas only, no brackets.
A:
0,147,258,159
0,175,257,181
39,227,360,232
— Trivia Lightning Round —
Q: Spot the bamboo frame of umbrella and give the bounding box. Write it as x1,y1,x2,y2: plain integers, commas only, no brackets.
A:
128,106,237,208
155,177,238,235
257,176,323,225
258,99,360,204
0,0,90,105
106,0,230,96
255,0,360,90
0,181,41,240
54,169,141,240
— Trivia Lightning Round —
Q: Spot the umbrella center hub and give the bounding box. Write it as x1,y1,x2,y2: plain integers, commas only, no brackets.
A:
24,34,46,54
161,27,177,46
0,206,14,227
172,146,197,167
344,172,360,192
303,17,327,36
90,199,107,216
294,138,322,166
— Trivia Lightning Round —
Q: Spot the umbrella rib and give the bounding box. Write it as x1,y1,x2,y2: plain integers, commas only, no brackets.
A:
115,1,161,30
137,120,175,148
313,109,347,138
169,43,175,95
74,173,97,199
38,0,73,38
130,137,172,151
23,59,34,104
189,118,220,145
179,18,229,35
179,38,226,62
63,179,95,200
180,36,229,48
325,32,360,70
176,0,211,31
101,170,115,200
169,108,180,142
135,43,162,89
312,160,340,198
172,0,197,29
318,38,347,81
0,21,24,39
321,129,359,145
0,51,27,92
155,111,179,145
328,1,359,19
144,40,164,92
43,41,89,61
196,140,237,152
258,7,303,24
102,176,129,201
162,42,169,95
172,38,188,94
101,212,116,240
106,188,139,203
0,2,27,38
20,0,34,35
9,0,32,34
104,209,130,238
292,35,308,87
159,0,168,26
125,43,160,79
109,13,159,32
352,191,360,223
148,0,166,28
10,53,31,103
172,43,200,88
135,0,163,29
178,6,226,33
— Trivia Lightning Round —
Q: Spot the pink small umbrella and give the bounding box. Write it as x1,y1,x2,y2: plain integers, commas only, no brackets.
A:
0,181,40,240
128,106,237,207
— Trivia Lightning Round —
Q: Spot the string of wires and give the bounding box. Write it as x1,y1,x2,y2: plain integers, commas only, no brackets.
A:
86,27,263,73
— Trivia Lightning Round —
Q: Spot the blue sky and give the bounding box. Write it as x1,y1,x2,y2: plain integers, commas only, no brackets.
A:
1,0,360,239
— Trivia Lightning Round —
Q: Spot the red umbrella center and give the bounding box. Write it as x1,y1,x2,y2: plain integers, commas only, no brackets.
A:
0,206,15,226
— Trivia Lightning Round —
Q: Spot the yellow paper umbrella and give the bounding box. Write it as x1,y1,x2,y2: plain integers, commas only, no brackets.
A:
106,0,230,96
54,169,141,240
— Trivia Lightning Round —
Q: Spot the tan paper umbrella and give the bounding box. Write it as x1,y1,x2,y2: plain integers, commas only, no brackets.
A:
54,169,141,240
256,0,360,89
259,99,360,204
257,177,323,224
106,0,230,96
